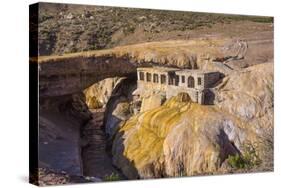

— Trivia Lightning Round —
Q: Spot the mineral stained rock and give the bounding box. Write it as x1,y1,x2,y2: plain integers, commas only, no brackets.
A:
111,63,273,179
84,77,125,108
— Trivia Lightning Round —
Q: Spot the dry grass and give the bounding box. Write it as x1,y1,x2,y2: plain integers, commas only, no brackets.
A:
33,39,227,65
37,3,273,56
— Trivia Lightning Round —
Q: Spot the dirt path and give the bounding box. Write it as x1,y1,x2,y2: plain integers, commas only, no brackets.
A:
81,109,123,179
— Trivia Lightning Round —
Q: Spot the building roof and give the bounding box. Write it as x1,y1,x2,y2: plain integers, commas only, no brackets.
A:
137,66,219,75
175,69,219,74
137,66,180,73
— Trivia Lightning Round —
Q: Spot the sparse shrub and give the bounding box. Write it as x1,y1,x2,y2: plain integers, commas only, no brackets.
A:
227,143,261,170
103,173,121,181
228,154,247,169
123,25,135,34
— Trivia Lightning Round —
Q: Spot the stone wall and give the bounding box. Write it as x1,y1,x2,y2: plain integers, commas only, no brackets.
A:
137,80,167,96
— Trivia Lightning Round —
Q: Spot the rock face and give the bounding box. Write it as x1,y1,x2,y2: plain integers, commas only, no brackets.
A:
36,55,140,97
215,63,273,124
110,63,273,179
140,93,165,112
84,77,126,108
112,95,242,178
214,63,274,168
103,77,137,137
39,93,92,176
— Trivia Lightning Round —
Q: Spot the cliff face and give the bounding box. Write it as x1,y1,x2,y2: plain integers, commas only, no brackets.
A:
215,63,273,124
110,63,273,179
215,63,274,169
83,77,125,108
39,93,92,176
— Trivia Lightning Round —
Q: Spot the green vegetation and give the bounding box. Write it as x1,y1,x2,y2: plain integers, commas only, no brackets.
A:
103,173,121,181
228,154,248,169
227,143,262,169
123,25,136,35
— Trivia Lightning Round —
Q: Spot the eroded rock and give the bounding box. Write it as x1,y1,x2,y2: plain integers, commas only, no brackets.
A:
111,63,273,178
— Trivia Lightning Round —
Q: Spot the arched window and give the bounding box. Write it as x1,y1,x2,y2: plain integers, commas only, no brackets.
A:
187,76,195,88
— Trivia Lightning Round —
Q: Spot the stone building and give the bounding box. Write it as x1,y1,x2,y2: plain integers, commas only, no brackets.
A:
135,66,220,104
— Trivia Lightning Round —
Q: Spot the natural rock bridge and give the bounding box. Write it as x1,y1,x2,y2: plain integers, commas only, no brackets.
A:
36,55,150,97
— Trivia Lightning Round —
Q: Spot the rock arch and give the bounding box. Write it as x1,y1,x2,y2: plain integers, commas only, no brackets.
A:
37,55,151,97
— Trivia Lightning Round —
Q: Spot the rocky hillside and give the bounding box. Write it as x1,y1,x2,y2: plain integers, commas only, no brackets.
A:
38,3,273,56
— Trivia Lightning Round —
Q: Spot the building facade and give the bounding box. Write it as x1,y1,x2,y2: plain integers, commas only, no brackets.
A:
136,67,220,104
